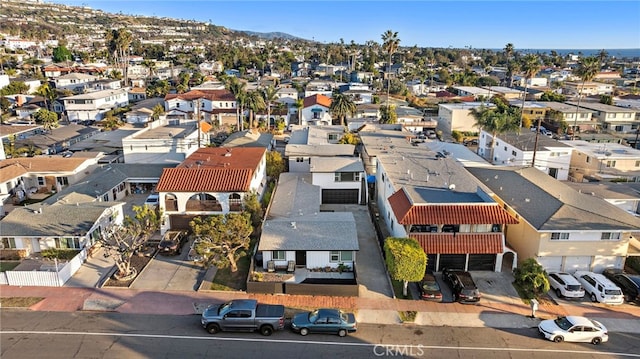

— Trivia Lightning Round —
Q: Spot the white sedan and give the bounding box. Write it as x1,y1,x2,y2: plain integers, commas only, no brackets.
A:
538,316,608,345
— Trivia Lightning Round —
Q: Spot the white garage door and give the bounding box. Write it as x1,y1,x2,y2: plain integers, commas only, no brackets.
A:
537,256,563,272
563,256,592,273
591,256,622,273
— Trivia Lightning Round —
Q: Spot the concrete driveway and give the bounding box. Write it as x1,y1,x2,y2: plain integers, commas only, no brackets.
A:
130,237,205,291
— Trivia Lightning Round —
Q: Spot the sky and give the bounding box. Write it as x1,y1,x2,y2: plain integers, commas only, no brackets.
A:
52,1,640,50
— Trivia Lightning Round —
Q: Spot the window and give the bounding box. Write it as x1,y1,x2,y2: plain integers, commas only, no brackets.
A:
607,113,615,118
511,150,517,156
1,237,16,249
330,251,353,262
586,156,591,163
37,177,45,186
635,161,640,168
580,113,589,119
272,251,285,260
55,237,80,249
176,103,180,108
551,232,570,240
601,232,621,240
296,157,304,163
328,133,339,141
606,160,616,168
334,172,361,182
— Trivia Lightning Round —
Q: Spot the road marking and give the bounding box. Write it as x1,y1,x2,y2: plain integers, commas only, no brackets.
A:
1,331,638,357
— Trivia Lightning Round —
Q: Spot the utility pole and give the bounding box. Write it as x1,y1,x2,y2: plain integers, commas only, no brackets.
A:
196,98,201,148
531,118,542,168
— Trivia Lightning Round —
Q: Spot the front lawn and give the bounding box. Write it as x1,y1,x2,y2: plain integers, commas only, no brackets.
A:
0,261,20,272
210,255,251,291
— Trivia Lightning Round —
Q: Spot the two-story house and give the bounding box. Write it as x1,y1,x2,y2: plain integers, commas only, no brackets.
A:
559,140,640,182
54,73,98,92
155,147,267,233
566,101,638,134
61,88,129,122
543,101,595,134
300,94,332,126
164,89,237,127
437,102,496,134
467,166,640,272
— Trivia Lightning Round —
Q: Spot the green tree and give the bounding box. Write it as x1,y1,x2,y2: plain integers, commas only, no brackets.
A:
266,150,285,180
101,205,162,279
246,90,266,129
227,79,247,131
101,112,123,130
518,54,542,129
35,82,56,111
105,28,133,84
330,92,356,126
514,258,550,299
571,56,599,139
379,104,397,124
151,103,165,121
599,94,613,105
338,132,360,145
141,59,157,79
539,91,566,102
262,85,278,128
33,109,59,132
0,81,29,96
381,30,400,106
190,212,253,272
384,237,426,297
52,45,73,62
242,192,264,232
470,105,520,162
293,98,304,126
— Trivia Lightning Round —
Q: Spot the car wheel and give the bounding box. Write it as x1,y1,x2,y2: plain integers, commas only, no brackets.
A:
590,293,598,302
555,289,562,298
553,336,564,343
260,325,274,336
338,329,347,337
591,337,602,345
206,323,220,334
300,328,309,336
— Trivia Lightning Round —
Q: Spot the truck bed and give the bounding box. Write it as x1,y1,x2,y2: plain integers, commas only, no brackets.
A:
255,304,285,318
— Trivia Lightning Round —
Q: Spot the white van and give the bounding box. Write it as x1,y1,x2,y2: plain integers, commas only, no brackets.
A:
573,271,624,305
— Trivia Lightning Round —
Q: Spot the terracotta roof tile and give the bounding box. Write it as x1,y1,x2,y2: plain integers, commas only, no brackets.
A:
388,189,518,225
164,89,235,102
179,147,265,169
156,167,252,192
303,94,332,108
410,233,503,254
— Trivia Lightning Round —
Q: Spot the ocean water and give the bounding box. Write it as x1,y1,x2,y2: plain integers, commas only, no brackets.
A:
513,48,640,59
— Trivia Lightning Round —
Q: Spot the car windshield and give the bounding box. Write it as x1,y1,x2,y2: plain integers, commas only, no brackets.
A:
308,310,319,322
554,317,573,331
605,289,622,295
566,285,582,291
422,282,439,291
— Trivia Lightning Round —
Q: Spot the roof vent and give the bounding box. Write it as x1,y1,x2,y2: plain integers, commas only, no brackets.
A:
290,221,297,229
448,184,456,191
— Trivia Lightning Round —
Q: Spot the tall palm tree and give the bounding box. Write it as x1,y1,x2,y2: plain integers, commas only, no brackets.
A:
246,90,266,129
571,56,600,139
262,85,278,128
227,79,247,131
503,43,514,64
293,98,304,126
470,106,520,162
151,103,165,121
330,93,356,127
381,30,400,106
105,29,132,85
518,54,542,129
141,59,157,80
35,82,56,111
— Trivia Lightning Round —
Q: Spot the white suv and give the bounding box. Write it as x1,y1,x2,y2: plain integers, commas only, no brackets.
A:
573,271,624,305
548,272,585,299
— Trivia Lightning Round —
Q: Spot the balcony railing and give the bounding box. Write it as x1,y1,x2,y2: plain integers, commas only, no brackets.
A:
186,200,222,212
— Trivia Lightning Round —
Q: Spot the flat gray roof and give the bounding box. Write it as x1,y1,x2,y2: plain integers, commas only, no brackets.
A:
133,123,196,140
310,157,364,173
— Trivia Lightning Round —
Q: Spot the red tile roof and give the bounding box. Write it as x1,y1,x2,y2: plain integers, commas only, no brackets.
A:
156,168,252,192
179,147,265,170
303,94,332,108
410,233,503,254
165,89,236,102
388,189,518,225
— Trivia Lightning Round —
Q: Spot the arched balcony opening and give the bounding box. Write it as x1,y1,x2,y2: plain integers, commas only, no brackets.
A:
229,193,243,212
164,193,178,211
186,193,222,211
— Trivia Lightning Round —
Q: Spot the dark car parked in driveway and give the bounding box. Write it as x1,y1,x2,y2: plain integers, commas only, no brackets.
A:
602,268,640,304
442,268,481,303
418,274,443,302
158,230,187,256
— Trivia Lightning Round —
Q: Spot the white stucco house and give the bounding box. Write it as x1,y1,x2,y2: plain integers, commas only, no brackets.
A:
61,88,129,122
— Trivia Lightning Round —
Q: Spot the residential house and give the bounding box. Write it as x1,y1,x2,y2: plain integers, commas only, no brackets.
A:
14,124,101,155
300,94,332,126
304,80,334,98
284,126,354,171
122,117,210,164
437,102,496,134
43,64,74,78
563,81,614,96
128,87,147,102
0,201,124,256
10,78,41,94
164,89,237,127
361,129,519,272
61,88,129,122
467,166,640,272
507,100,549,122
155,147,267,233
221,129,274,150
542,101,596,134
477,130,573,180
453,86,494,100
559,140,640,182
258,172,359,272
566,101,638,134
68,126,139,162
54,73,98,92
484,86,525,100
123,97,165,124
565,181,640,217
395,106,437,133
309,156,366,204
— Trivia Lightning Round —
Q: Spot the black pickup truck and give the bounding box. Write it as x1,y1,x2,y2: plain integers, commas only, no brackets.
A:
201,299,285,336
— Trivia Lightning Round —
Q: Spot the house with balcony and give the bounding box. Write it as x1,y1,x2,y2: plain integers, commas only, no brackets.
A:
363,129,519,272
467,166,640,272
61,88,129,122
300,94,332,126
155,147,267,233
477,130,573,180
164,89,237,127
284,126,355,172
563,81,614,96
543,101,596,134
559,140,640,182
566,101,638,134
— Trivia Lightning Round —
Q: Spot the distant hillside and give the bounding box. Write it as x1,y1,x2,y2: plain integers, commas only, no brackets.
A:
236,30,307,41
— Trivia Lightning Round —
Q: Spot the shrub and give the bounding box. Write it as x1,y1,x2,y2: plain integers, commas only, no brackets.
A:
451,130,463,143
40,249,81,260
514,258,549,298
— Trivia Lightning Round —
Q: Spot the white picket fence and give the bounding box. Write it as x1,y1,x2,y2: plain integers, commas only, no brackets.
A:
2,248,88,287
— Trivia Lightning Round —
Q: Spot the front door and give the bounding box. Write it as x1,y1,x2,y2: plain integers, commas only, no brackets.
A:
295,251,307,267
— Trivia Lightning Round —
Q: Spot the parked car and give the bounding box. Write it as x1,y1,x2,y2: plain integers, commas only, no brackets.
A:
547,272,585,299
538,316,608,345
573,271,624,305
418,274,443,302
158,230,187,256
201,299,285,336
442,268,481,303
144,193,159,208
602,269,640,304
291,308,357,337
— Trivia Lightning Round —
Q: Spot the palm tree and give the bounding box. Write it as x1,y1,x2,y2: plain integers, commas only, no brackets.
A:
330,93,356,127
262,85,278,129
571,56,600,139
227,79,247,131
503,43,514,64
470,106,520,162
141,59,157,80
35,82,56,111
105,29,133,85
381,30,400,106
151,103,165,121
293,98,304,126
246,90,266,129
518,54,542,129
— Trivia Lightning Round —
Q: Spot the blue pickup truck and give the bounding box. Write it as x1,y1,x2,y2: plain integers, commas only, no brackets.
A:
201,299,285,336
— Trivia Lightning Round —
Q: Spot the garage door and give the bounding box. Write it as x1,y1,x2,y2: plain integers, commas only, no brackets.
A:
537,256,562,272
322,189,359,204
438,254,466,271
563,256,592,273
169,215,197,232
591,256,622,273
468,254,496,271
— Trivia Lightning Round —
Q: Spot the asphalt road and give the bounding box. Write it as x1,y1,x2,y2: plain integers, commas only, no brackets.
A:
2,311,639,359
